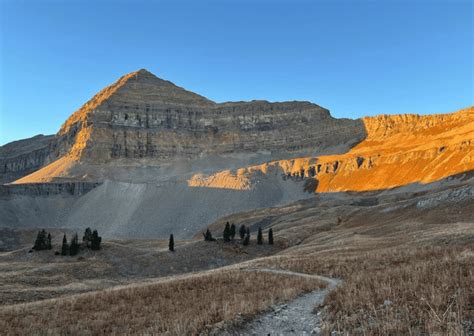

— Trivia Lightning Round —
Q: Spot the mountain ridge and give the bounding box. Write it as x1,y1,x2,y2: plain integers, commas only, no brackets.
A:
1,69,472,191
0,69,472,239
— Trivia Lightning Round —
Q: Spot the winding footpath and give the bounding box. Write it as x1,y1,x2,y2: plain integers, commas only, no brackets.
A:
235,268,341,335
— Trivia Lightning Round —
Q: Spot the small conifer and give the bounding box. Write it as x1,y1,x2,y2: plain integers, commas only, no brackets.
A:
243,233,250,246
257,227,263,245
91,230,102,250
223,222,231,242
69,233,80,256
203,228,215,241
169,234,174,251
61,234,69,256
230,223,236,240
239,225,246,240
268,228,274,245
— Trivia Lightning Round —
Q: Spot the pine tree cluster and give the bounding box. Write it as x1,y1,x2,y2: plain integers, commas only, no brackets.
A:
60,228,102,257
82,228,102,250
236,225,274,246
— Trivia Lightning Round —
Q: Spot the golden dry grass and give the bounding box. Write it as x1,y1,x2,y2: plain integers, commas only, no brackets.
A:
250,244,473,335
0,269,324,335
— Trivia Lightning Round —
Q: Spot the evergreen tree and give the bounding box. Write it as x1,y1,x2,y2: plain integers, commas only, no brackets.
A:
243,227,251,246
61,234,69,256
69,233,80,256
243,232,250,246
239,225,246,240
91,230,102,250
47,233,52,250
83,228,92,248
169,234,174,251
33,231,41,250
203,228,215,241
33,229,49,250
223,222,231,242
257,227,263,245
230,223,236,240
268,228,274,245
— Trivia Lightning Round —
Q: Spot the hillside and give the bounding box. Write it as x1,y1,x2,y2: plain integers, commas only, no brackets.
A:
1,173,472,335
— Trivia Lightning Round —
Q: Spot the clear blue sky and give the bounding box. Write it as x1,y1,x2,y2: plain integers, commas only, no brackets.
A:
0,0,472,145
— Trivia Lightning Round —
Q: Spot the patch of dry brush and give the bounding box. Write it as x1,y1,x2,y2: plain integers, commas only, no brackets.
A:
0,270,324,335
251,244,473,335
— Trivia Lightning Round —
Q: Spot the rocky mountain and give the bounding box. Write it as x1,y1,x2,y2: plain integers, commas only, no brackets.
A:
0,69,472,238
1,69,365,184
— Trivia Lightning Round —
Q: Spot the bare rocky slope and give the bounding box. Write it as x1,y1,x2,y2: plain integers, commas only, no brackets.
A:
0,134,55,184
0,69,472,238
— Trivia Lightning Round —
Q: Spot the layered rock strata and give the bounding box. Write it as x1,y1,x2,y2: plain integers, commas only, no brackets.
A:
1,69,366,183
188,107,474,192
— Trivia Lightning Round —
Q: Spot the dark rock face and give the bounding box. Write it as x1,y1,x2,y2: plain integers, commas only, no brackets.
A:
0,182,101,197
0,135,56,184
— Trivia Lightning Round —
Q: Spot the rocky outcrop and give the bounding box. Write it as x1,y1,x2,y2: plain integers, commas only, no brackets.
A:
0,182,101,197
0,135,56,184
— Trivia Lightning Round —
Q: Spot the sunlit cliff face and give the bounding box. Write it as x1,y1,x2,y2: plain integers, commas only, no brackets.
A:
6,68,472,191
188,107,474,192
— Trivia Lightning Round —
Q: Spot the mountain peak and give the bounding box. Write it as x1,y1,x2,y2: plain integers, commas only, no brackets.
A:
59,69,215,136
130,68,158,79
115,68,215,106
136,68,152,74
